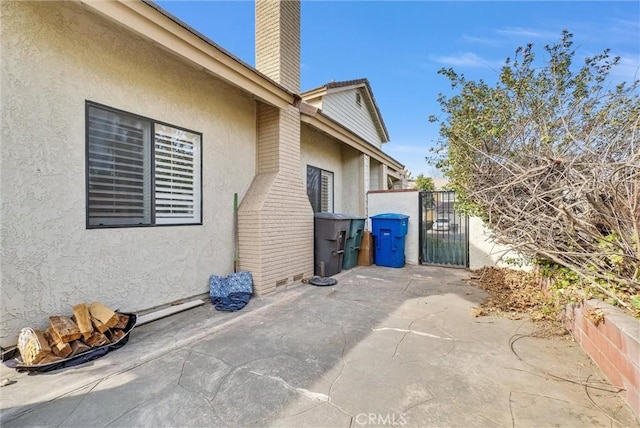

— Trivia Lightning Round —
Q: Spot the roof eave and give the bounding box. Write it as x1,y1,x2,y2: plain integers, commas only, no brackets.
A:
300,109,404,171
302,79,390,143
80,0,294,109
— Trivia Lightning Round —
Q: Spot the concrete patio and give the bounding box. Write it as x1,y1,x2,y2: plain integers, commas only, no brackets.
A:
1,265,637,427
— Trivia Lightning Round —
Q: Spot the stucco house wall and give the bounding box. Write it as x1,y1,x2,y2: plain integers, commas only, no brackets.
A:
366,190,531,270
0,1,257,347
370,159,382,190
340,147,364,216
300,124,344,212
468,217,531,270
300,127,370,217
367,190,420,265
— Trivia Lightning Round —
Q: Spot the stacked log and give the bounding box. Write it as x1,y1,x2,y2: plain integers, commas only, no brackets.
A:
16,302,130,366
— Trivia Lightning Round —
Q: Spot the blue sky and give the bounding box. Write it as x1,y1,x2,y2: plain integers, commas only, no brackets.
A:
156,1,639,178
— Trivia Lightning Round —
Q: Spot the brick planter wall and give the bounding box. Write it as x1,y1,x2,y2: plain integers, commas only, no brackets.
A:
564,299,640,417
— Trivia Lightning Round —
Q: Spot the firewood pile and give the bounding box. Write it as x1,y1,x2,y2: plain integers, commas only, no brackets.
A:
17,302,130,366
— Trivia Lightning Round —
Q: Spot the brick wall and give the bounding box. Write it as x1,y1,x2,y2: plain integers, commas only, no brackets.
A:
565,299,640,417
238,103,313,295
255,0,300,93
241,0,312,294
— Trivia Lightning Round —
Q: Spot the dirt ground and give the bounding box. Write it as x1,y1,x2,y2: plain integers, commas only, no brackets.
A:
468,266,572,337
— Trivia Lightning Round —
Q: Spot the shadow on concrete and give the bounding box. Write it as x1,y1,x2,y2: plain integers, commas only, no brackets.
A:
1,265,637,427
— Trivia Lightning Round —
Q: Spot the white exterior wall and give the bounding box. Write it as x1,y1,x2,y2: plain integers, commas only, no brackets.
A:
468,217,531,271
367,191,420,265
321,89,383,148
1,2,257,346
366,191,530,271
370,159,381,190
362,155,371,219
340,147,363,216
300,125,344,212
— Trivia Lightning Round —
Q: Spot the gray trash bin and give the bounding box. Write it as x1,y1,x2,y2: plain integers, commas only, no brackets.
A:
314,213,352,276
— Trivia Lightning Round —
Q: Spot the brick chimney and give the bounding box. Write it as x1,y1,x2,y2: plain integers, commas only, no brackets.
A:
255,0,300,93
237,0,312,294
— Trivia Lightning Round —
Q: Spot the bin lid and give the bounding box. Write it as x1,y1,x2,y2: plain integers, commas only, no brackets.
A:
314,212,353,220
343,213,366,220
370,213,409,220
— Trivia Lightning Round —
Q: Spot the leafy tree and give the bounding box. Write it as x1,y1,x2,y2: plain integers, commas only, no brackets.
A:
415,174,435,192
429,31,640,309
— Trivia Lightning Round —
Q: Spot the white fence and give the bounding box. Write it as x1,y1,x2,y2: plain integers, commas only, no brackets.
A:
367,190,528,269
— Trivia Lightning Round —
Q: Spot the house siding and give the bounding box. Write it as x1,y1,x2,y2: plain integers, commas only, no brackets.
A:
321,89,383,149
0,1,257,347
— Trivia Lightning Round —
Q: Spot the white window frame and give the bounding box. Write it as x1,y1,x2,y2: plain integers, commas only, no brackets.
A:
86,102,202,228
320,170,334,212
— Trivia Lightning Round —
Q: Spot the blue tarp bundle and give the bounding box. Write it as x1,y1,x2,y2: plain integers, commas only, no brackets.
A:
209,271,253,312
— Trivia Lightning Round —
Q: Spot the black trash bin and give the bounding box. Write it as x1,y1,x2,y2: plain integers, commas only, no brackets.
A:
314,213,352,276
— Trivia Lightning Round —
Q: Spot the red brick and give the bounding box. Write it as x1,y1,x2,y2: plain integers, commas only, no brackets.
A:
621,380,640,418
622,333,640,371
609,343,640,388
598,356,624,388
583,315,598,339
581,333,624,387
580,332,600,361
601,318,623,350
589,327,610,355
576,310,588,333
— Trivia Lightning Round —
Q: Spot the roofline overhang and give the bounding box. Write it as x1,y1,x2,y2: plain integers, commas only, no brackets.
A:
80,0,294,109
300,109,404,172
301,80,390,143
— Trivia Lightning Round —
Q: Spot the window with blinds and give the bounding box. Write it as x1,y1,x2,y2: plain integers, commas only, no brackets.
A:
306,165,334,213
87,103,202,227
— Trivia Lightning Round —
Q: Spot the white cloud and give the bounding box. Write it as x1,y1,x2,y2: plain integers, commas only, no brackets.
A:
611,52,640,84
461,34,503,46
429,52,499,69
386,144,429,155
495,27,559,40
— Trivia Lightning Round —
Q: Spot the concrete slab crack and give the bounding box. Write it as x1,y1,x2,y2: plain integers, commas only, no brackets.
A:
509,391,515,428
248,370,329,402
392,332,410,359
373,327,455,340
402,396,435,413
54,379,103,428
328,325,348,399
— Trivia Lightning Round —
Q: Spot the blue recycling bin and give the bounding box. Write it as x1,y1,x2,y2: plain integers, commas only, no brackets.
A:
371,213,409,268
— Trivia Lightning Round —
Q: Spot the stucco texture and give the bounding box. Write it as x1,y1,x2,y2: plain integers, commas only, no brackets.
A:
300,124,344,212
1,1,257,346
367,191,420,265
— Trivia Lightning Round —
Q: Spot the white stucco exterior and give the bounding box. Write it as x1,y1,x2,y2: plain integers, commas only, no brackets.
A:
0,1,258,347
367,190,420,265
1,0,407,347
468,217,531,270
300,125,344,213
340,147,364,216
366,191,530,271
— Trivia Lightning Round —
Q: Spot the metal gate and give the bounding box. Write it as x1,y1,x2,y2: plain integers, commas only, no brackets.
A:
419,191,469,267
